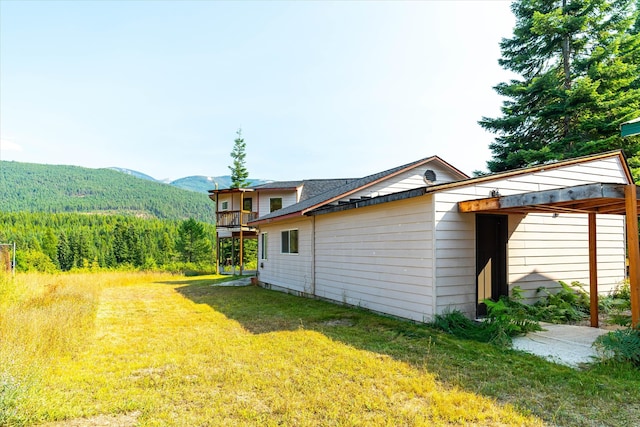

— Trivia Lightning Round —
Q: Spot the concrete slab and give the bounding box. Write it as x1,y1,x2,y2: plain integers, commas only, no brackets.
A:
512,323,610,367
213,277,252,287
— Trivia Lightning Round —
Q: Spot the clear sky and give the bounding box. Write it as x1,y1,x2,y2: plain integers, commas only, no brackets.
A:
0,0,516,181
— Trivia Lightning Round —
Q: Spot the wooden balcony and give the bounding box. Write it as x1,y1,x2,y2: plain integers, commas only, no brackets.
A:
216,210,259,228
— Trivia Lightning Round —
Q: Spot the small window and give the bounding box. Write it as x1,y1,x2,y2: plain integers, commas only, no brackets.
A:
281,229,298,254
243,198,253,212
261,233,268,260
270,197,283,212
221,201,228,210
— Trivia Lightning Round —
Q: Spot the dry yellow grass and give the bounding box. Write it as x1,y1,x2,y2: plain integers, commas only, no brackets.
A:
0,272,542,426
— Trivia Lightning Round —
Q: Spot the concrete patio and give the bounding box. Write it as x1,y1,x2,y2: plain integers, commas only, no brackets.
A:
512,323,612,367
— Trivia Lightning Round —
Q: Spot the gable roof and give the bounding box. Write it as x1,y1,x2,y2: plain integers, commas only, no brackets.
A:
299,179,357,201
284,150,634,218
427,150,632,192
251,180,303,191
250,155,467,225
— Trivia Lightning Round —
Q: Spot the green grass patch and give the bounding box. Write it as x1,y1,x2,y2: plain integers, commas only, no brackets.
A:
1,272,639,426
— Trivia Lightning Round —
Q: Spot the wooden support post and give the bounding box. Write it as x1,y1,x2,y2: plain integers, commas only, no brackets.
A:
625,185,640,328
215,234,220,275
240,191,244,276
588,213,599,328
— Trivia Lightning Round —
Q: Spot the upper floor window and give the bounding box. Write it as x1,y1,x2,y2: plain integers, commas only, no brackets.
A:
221,201,228,210
270,197,283,212
281,229,298,254
243,198,253,212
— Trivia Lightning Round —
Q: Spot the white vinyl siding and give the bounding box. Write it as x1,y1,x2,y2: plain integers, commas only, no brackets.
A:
433,156,629,318
508,213,625,303
338,163,464,203
314,196,435,322
258,218,313,294
258,191,298,217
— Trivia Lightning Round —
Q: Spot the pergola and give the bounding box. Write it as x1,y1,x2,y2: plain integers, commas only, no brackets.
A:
458,182,640,328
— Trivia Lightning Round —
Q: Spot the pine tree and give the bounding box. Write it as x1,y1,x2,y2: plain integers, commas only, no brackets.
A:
480,0,640,175
176,218,211,263
57,231,73,271
228,128,250,188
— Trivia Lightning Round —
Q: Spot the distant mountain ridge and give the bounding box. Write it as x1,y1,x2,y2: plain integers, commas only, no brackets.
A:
0,161,219,223
108,167,269,193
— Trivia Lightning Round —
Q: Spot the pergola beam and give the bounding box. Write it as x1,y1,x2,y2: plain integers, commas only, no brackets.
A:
459,182,640,328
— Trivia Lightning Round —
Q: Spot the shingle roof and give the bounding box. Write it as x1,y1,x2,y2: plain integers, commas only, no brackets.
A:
251,180,303,190
299,179,357,201
250,155,448,224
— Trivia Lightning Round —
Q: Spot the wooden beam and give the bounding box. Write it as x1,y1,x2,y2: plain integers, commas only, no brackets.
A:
458,197,500,212
458,183,630,214
589,213,599,328
498,183,623,210
625,184,640,328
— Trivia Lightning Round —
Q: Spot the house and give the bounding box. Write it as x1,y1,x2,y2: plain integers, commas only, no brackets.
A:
211,151,640,327
209,178,357,274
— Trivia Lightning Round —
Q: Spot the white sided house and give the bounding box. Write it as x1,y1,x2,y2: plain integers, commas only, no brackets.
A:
220,151,640,325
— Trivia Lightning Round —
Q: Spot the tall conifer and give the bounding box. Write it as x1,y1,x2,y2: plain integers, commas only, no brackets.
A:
229,129,250,188
480,0,640,176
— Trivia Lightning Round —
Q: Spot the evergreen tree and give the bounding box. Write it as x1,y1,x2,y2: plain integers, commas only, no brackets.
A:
41,228,58,266
176,218,211,263
480,0,640,175
57,231,73,271
228,128,250,188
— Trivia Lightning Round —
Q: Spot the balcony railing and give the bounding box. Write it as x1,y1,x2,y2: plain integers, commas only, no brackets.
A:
216,210,259,228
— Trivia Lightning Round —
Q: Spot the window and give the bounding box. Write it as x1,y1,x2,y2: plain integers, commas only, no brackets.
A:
261,233,268,260
243,198,253,212
270,197,283,212
221,201,228,210
281,229,298,254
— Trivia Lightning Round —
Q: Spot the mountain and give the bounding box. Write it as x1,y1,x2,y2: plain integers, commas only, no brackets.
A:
108,167,269,193
0,161,217,223
108,167,159,182
170,176,269,193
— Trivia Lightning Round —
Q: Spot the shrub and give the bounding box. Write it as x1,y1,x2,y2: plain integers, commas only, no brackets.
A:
430,288,541,348
532,281,590,323
594,328,640,367
430,309,489,342
484,295,541,347
598,281,632,326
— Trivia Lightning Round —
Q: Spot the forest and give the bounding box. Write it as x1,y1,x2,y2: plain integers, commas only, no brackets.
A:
0,212,221,273
0,161,217,223
0,159,259,273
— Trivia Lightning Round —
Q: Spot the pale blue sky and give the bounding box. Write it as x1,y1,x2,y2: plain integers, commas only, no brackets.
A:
1,0,515,181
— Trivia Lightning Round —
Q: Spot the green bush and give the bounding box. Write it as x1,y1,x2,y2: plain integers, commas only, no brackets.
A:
484,296,541,347
594,328,640,367
430,288,541,348
532,281,590,323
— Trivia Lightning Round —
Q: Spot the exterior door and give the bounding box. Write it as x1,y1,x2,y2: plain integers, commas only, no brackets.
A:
476,214,508,317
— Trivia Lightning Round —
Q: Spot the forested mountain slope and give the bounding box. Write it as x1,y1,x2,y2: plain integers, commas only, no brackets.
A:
0,161,216,223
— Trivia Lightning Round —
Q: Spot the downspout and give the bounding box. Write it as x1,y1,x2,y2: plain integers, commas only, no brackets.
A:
311,215,316,295
430,194,438,320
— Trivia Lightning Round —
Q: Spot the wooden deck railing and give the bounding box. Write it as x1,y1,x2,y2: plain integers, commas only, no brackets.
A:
216,210,259,227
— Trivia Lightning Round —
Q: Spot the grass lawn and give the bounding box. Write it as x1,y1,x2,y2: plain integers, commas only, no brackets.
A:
1,272,638,426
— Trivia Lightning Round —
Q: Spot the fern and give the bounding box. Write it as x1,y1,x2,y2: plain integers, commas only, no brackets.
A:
594,328,640,367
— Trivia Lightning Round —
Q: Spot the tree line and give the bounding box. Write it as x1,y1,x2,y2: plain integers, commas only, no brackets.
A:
0,212,216,273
